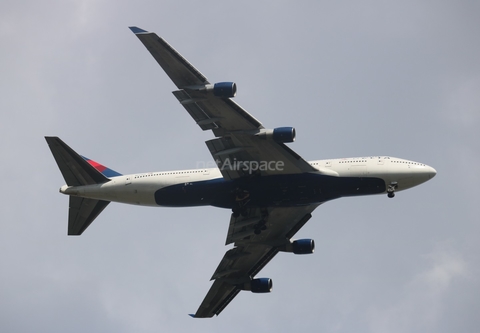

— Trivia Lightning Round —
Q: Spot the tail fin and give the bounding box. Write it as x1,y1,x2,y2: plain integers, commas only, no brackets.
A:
45,136,111,186
45,136,120,235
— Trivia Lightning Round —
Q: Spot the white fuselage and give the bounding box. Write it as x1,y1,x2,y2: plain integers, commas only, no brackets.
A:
60,156,436,207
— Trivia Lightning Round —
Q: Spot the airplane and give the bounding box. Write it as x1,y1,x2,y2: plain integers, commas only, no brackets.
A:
45,26,437,318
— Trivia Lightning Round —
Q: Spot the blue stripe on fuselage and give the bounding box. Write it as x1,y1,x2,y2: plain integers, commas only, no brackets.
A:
154,173,386,208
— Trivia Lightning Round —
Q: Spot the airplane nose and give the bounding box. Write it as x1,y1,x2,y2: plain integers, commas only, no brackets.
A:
427,166,437,179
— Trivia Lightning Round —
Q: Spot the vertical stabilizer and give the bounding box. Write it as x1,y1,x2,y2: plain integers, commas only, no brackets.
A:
45,136,110,186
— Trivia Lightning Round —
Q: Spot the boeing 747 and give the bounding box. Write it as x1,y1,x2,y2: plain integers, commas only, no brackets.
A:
45,27,436,318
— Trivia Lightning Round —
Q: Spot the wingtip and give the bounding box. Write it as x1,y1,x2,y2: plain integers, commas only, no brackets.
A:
129,26,148,34
188,314,196,318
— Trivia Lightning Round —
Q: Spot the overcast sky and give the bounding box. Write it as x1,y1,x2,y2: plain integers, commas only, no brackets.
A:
1,1,479,332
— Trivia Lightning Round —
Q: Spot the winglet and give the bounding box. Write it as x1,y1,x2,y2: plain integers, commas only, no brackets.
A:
129,26,148,34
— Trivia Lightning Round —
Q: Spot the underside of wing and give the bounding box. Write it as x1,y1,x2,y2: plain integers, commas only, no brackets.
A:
206,133,317,180
130,26,208,88
130,27,263,134
172,89,263,133
191,205,319,318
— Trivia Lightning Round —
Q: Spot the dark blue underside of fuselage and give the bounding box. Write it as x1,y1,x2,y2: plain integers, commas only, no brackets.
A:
154,173,386,208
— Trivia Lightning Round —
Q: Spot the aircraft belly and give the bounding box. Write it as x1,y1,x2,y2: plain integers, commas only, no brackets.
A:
154,178,229,207
154,173,386,208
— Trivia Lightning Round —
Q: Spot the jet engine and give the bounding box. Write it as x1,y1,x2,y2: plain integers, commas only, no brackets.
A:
257,127,296,143
212,82,237,98
292,239,315,254
243,278,273,293
280,239,315,254
185,82,237,98
273,127,296,143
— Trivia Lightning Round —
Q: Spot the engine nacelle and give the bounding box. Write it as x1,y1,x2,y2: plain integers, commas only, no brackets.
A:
280,239,315,254
186,82,237,98
212,82,237,98
243,278,273,293
257,127,296,143
292,239,315,254
273,127,295,143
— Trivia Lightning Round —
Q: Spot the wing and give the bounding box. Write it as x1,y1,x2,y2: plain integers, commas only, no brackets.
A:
191,204,319,318
129,27,321,317
129,27,317,180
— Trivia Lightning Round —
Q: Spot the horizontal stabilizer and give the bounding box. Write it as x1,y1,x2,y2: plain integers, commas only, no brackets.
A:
68,197,110,235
